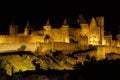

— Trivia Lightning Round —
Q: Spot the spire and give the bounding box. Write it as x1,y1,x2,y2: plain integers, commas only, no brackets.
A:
45,18,51,26
90,17,97,27
24,20,30,35
90,17,97,24
63,17,68,25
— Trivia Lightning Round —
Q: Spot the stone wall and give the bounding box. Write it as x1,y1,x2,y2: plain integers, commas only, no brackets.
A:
38,42,79,54
50,28,65,42
89,18,100,45
80,24,89,36
97,46,120,60
0,35,45,43
0,16,106,45
0,42,79,54
0,43,37,53
104,35,112,45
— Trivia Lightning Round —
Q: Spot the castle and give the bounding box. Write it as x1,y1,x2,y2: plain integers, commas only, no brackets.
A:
0,15,120,58
0,15,104,44
0,15,114,45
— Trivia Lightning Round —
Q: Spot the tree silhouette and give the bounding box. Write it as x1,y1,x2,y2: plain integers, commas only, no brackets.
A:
32,59,41,71
86,55,90,60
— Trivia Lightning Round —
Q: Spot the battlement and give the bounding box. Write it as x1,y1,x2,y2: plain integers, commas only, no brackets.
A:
0,16,115,46
0,35,9,37
1,16,120,62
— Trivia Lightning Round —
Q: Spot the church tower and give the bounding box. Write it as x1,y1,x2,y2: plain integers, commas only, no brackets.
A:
61,17,69,43
24,20,31,35
9,17,18,36
96,16,104,45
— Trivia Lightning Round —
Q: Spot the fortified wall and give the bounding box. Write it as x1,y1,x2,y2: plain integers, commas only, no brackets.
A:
0,15,105,45
0,15,120,60
97,46,120,60
0,42,82,54
0,35,44,43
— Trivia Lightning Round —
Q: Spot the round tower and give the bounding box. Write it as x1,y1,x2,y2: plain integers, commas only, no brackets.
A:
61,17,69,43
24,20,31,35
43,18,51,35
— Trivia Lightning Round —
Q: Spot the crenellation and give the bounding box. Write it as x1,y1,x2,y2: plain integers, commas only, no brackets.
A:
0,15,120,60
0,16,106,45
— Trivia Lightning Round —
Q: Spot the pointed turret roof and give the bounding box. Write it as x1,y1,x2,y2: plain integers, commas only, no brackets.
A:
62,17,68,25
45,18,51,26
78,14,87,24
90,17,97,27
90,17,97,24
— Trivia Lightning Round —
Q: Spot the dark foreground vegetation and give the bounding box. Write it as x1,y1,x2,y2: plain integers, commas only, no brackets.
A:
0,50,120,80
1,58,120,80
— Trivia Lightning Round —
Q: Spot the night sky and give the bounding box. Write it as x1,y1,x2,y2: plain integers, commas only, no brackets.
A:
0,0,120,35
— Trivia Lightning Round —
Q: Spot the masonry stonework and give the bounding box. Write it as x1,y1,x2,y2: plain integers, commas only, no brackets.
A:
1,15,120,60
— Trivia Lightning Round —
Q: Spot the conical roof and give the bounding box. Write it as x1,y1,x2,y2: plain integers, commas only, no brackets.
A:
62,17,68,25
45,18,51,26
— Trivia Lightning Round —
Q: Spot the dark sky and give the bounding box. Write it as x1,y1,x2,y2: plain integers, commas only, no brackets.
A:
0,0,120,35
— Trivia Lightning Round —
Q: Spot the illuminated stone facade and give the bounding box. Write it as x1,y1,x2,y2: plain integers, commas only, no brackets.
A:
1,15,120,60
0,15,105,45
